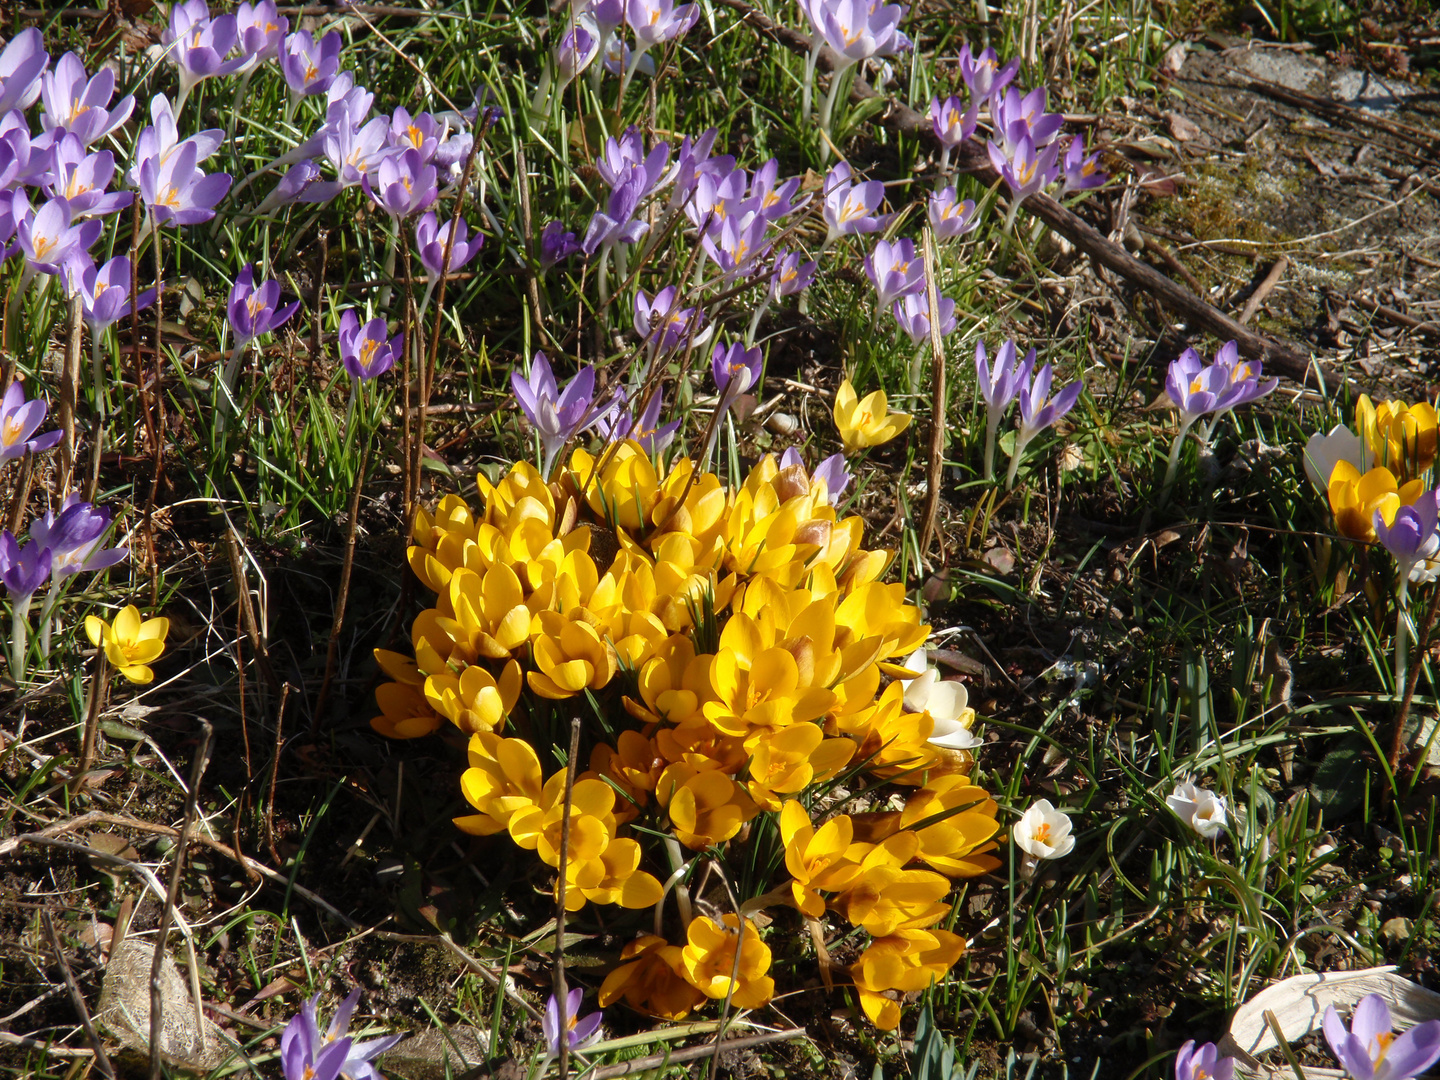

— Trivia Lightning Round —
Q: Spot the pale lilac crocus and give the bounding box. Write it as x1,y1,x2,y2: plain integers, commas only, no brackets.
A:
543,989,602,1057
1175,1042,1234,1080
30,496,127,580
991,86,1065,152
712,341,763,410
0,530,53,678
0,28,48,116
701,212,770,283
929,186,979,241
770,250,816,299
634,286,706,357
338,311,402,381
129,93,225,185
816,0,908,68
40,52,134,147
864,238,925,310
1374,490,1440,696
16,197,102,277
1007,362,1082,489
1160,341,1277,499
137,140,232,226
280,30,343,99
1323,993,1440,1080
415,211,483,283
228,264,300,350
621,0,699,96
892,291,956,346
389,107,440,162
322,111,394,189
539,221,581,267
747,158,806,221
929,94,976,172
0,383,62,461
78,256,158,333
596,128,673,200
822,162,890,247
779,446,851,505
581,170,648,256
235,1,290,68
1061,134,1108,195
281,990,403,1080
987,132,1063,230
362,148,438,219
598,388,681,454
959,43,1018,100
511,353,611,477
975,338,1033,482
42,134,133,219
163,0,245,107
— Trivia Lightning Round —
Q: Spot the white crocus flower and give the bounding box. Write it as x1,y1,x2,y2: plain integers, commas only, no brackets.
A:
1302,423,1366,494
1166,780,1229,839
1013,800,1075,859
900,648,981,751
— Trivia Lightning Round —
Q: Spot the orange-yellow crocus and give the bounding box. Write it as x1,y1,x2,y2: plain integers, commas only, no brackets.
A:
679,914,774,1008
85,605,169,684
1327,462,1426,542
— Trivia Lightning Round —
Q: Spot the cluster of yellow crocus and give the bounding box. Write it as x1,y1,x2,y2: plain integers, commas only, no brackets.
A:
1309,395,1438,543
374,437,999,1030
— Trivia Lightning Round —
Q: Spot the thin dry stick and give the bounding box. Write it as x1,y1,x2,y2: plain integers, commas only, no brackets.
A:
41,910,118,1080
553,718,582,1080
1237,256,1289,326
128,200,154,461
514,142,549,337
72,650,109,792
59,294,83,495
310,229,329,379
145,229,165,606
312,441,370,728
265,684,289,865
399,232,416,517
6,453,34,532
918,228,945,565
149,720,213,1080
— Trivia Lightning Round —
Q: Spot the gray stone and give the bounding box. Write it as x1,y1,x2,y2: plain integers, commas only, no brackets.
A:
1236,48,1326,94
1331,69,1412,112
380,1025,492,1080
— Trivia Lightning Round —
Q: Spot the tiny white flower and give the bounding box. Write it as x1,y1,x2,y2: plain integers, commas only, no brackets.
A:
900,648,981,750
1167,780,1228,838
1012,799,1076,860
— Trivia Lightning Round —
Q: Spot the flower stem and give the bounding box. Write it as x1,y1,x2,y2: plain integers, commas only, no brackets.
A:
983,410,999,482
1004,433,1028,490
1159,415,1199,507
1396,577,1412,698
818,67,846,158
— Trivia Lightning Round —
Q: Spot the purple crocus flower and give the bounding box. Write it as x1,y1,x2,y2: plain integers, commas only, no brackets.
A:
1323,994,1440,1080
1374,491,1440,582
1008,362,1082,488
634,286,705,356
39,52,134,147
746,158,806,221
701,212,770,283
0,532,52,604
959,43,1018,100
235,1,290,67
280,30,343,98
42,134,133,219
389,107,440,162
228,264,300,349
711,341,763,411
929,94,976,149
0,121,44,192
598,388,681,454
770,250,816,299
1164,341,1278,429
555,19,600,90
338,311,402,381
362,148,438,219
815,0,909,68
892,290,956,345
822,162,891,246
864,238,925,309
666,128,727,214
627,0,701,49
322,111,393,189
511,353,612,477
137,140,232,226
415,211,483,282
539,221,581,267
77,256,159,333
543,989,602,1056
779,447,851,505
581,170,648,255
0,383,63,461
991,86,1065,152
255,160,342,212
987,132,1063,228
596,128,672,199
29,495,127,579
683,164,747,232
281,990,403,1080
15,196,102,277
129,93,225,184
1061,134,1108,195
1175,1042,1234,1080
929,186,979,241
163,0,246,104
0,28,49,116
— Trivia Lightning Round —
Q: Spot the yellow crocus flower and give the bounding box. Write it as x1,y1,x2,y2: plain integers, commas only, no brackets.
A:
851,927,965,1030
679,914,775,1008
1327,461,1427,542
833,378,912,454
1357,394,1438,481
85,605,168,684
